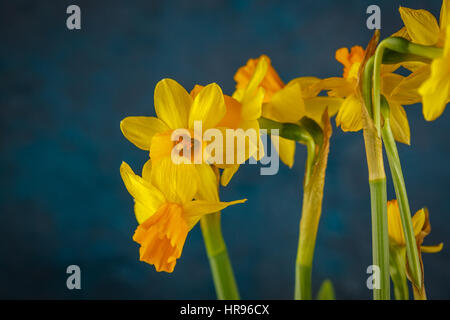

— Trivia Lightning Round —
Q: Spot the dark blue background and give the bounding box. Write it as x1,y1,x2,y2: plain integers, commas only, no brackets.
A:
1,0,448,299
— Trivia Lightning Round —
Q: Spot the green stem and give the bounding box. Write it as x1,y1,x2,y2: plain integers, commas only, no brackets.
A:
200,212,240,300
362,56,390,300
389,247,409,300
380,99,422,289
294,141,316,300
369,179,390,300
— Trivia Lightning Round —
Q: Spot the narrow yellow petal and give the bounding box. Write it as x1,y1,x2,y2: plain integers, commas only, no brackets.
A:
399,6,440,45
286,77,321,98
183,199,246,229
240,119,264,160
389,65,430,105
389,102,411,145
387,199,406,246
241,87,264,121
154,78,192,129
142,159,152,181
195,164,219,202
440,0,449,32
318,77,355,98
120,162,166,223
189,83,226,130
335,95,363,132
421,243,444,253
120,116,169,150
412,208,426,237
220,164,240,187
150,157,198,204
273,137,296,168
238,58,268,120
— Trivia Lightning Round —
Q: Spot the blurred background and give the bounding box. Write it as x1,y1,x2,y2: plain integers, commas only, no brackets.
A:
1,0,448,299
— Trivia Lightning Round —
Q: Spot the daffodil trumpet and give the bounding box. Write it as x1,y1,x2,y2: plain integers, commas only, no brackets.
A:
379,96,422,290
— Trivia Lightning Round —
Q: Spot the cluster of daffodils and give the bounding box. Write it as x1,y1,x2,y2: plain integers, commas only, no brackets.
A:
119,1,448,300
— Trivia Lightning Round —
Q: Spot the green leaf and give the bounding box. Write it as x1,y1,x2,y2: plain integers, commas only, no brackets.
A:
316,279,335,300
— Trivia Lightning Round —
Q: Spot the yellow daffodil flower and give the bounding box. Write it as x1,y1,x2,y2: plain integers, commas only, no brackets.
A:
234,55,342,167
387,199,443,253
120,158,245,272
190,57,266,187
120,78,255,201
387,199,443,299
320,46,419,144
121,77,265,191
395,0,450,120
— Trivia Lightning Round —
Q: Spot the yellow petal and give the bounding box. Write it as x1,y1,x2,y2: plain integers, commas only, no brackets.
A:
150,157,198,204
120,116,169,150
419,35,450,121
261,82,305,122
195,163,219,202
399,6,440,45
389,102,411,145
221,164,240,187
183,199,246,229
389,65,430,105
421,243,444,253
381,73,404,97
189,83,226,130
241,87,264,121
387,199,405,246
318,77,355,98
412,208,426,237
304,97,343,127
154,78,192,129
286,77,322,98
273,136,296,168
234,55,282,103
142,159,152,181
238,58,268,120
440,0,449,32
335,95,363,132
391,26,412,41
120,162,166,223
240,119,264,160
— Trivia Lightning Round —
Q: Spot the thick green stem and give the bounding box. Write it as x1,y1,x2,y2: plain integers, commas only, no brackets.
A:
362,55,390,300
200,212,240,300
380,101,422,289
389,247,409,300
369,179,390,300
294,142,316,300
